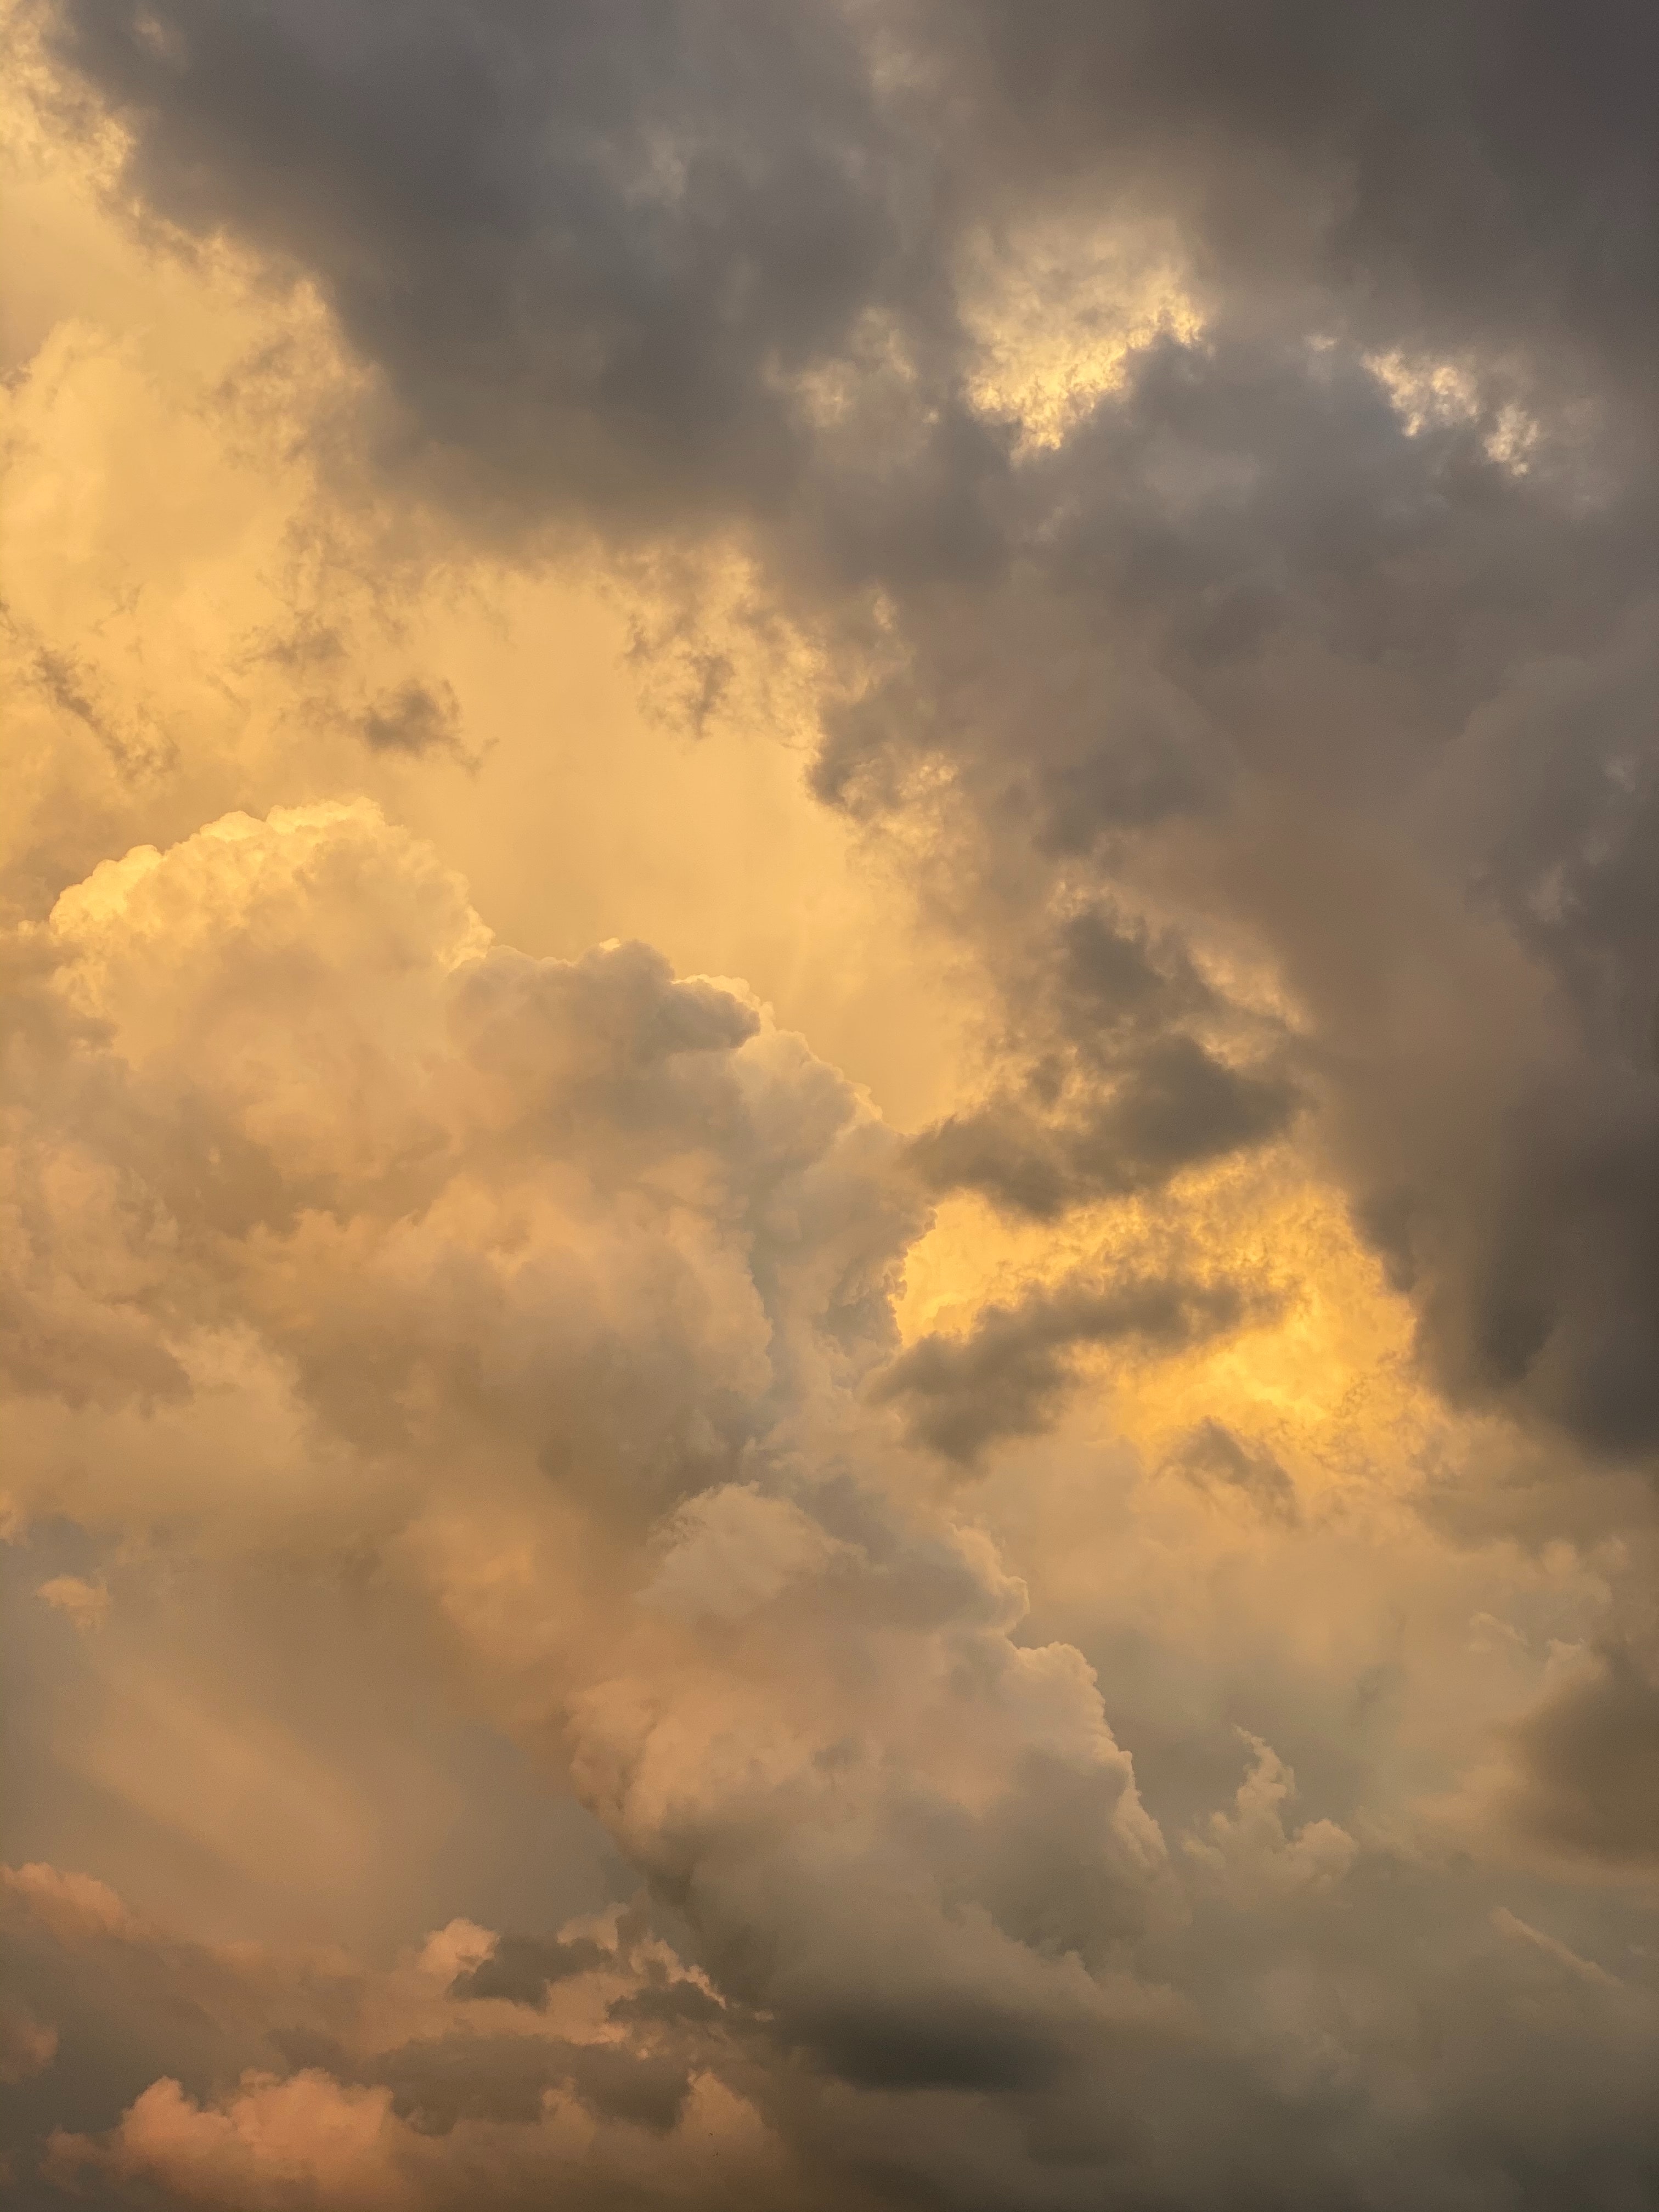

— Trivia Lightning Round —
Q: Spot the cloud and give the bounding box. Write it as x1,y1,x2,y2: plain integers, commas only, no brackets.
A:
1162,1420,1300,1525
31,1,1659,1480
14,1831,1659,2212
0,1997,59,2087
3,1857,793,2207
35,1572,109,1630
5,801,917,1531
358,679,469,762
9,8,1659,2208
873,1268,1263,1463
1,802,1182,2198
1494,1645,1659,1873
447,1933,611,2009
52,2072,417,2212
42,0,926,538
910,1035,1296,1217
1181,1732,1357,1902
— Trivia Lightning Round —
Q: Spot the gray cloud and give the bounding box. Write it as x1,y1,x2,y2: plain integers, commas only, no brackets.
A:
47,0,932,537
1164,1419,1300,1524
16,5,1659,2205
906,898,1297,1215
447,1931,611,2007
17,1839,1659,2212
359,677,468,759
911,1035,1296,1218
873,1271,1261,1462
377,2030,695,2134
924,0,1659,407
826,328,1656,1462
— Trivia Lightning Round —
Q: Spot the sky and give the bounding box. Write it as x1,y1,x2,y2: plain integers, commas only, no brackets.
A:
1,4,1656,2207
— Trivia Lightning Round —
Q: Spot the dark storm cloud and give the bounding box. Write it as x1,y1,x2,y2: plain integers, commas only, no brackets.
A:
931,0,1659,392
47,1,1659,515
1350,1059,1659,1455
873,1271,1259,1462
46,0,938,533
827,326,1657,1459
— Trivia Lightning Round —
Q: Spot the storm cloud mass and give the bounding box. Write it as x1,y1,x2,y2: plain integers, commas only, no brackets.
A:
2,2,1657,2207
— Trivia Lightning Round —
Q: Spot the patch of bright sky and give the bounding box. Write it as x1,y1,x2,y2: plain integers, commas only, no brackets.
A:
956,216,1204,452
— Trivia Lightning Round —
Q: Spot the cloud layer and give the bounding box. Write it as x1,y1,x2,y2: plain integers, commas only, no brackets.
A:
4,4,1658,2207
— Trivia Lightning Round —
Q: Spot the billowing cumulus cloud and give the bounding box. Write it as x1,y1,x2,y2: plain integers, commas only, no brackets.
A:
4,4,1658,2208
